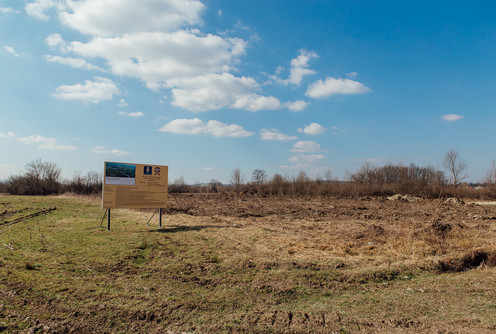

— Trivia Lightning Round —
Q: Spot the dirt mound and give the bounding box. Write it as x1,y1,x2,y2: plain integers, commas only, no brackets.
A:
387,194,421,202
437,251,496,272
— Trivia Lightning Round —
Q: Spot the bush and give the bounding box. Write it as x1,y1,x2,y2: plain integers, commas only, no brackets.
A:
349,163,446,197
169,176,189,193
0,181,8,193
66,170,102,195
7,159,62,195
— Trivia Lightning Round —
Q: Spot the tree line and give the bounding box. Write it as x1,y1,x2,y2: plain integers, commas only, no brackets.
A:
171,150,496,199
3,150,496,198
3,158,102,196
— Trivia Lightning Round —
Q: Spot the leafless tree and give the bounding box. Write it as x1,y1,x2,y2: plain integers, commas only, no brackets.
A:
295,171,309,182
68,170,102,194
350,161,377,186
252,169,267,185
8,158,61,195
169,176,188,193
324,169,333,182
230,168,244,192
485,160,496,186
443,149,468,187
208,179,221,193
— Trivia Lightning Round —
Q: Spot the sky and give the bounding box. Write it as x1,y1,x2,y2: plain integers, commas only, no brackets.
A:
1,0,495,184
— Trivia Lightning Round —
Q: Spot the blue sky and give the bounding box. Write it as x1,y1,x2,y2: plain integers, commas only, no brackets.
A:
1,0,495,184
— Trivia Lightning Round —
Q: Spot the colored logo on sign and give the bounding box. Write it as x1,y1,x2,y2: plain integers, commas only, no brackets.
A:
154,167,161,175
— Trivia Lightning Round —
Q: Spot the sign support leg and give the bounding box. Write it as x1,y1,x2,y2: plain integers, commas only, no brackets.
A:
107,209,111,231
159,208,162,228
100,209,107,227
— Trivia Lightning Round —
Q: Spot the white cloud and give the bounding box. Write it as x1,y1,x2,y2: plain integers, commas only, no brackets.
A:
93,145,129,156
159,118,253,138
45,33,69,53
291,141,321,153
274,49,318,86
284,100,308,112
280,163,307,170
53,77,121,103
118,111,144,117
4,131,77,151
70,30,246,88
170,73,280,112
330,125,348,135
31,0,280,113
4,45,20,57
59,0,205,36
287,49,318,85
306,77,371,99
43,55,103,71
289,154,325,163
25,0,64,21
0,131,16,138
202,166,214,171
347,72,358,78
260,129,297,141
442,114,464,122
230,94,281,112
0,7,20,14
298,123,326,135
118,99,128,107
350,158,384,164
17,135,77,151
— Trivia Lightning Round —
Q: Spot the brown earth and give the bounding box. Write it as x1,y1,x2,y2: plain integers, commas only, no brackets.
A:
165,193,496,270
2,193,496,333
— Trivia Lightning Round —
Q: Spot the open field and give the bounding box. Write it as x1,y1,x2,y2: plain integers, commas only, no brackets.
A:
2,193,496,333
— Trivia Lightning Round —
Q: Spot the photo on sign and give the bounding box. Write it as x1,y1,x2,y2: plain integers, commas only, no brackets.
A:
144,166,152,175
105,162,136,185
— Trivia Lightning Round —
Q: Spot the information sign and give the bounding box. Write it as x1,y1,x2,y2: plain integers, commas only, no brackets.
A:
102,161,168,209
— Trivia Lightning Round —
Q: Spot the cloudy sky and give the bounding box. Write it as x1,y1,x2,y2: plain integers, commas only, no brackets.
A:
1,0,495,183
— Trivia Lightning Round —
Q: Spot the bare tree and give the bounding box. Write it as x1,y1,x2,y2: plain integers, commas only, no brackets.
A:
324,169,333,182
68,170,102,194
252,169,267,185
485,160,496,186
296,171,310,183
209,179,221,193
8,158,61,195
443,149,468,187
230,168,244,192
169,176,188,193
85,170,102,194
350,161,376,186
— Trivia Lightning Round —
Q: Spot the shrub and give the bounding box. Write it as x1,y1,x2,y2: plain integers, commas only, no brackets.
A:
66,170,102,195
7,159,62,195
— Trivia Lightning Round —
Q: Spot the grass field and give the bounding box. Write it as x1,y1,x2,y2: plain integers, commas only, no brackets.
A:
1,194,496,333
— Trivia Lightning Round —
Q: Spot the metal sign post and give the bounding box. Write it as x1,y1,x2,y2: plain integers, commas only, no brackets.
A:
159,208,162,227
107,209,111,231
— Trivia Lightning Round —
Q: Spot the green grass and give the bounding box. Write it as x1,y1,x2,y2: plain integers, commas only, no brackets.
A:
1,194,496,333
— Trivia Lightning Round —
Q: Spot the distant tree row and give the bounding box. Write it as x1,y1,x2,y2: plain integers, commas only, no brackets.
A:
3,150,496,199
5,159,102,196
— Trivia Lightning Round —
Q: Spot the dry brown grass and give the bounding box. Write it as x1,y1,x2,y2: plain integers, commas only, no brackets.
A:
165,194,496,271
2,194,496,333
